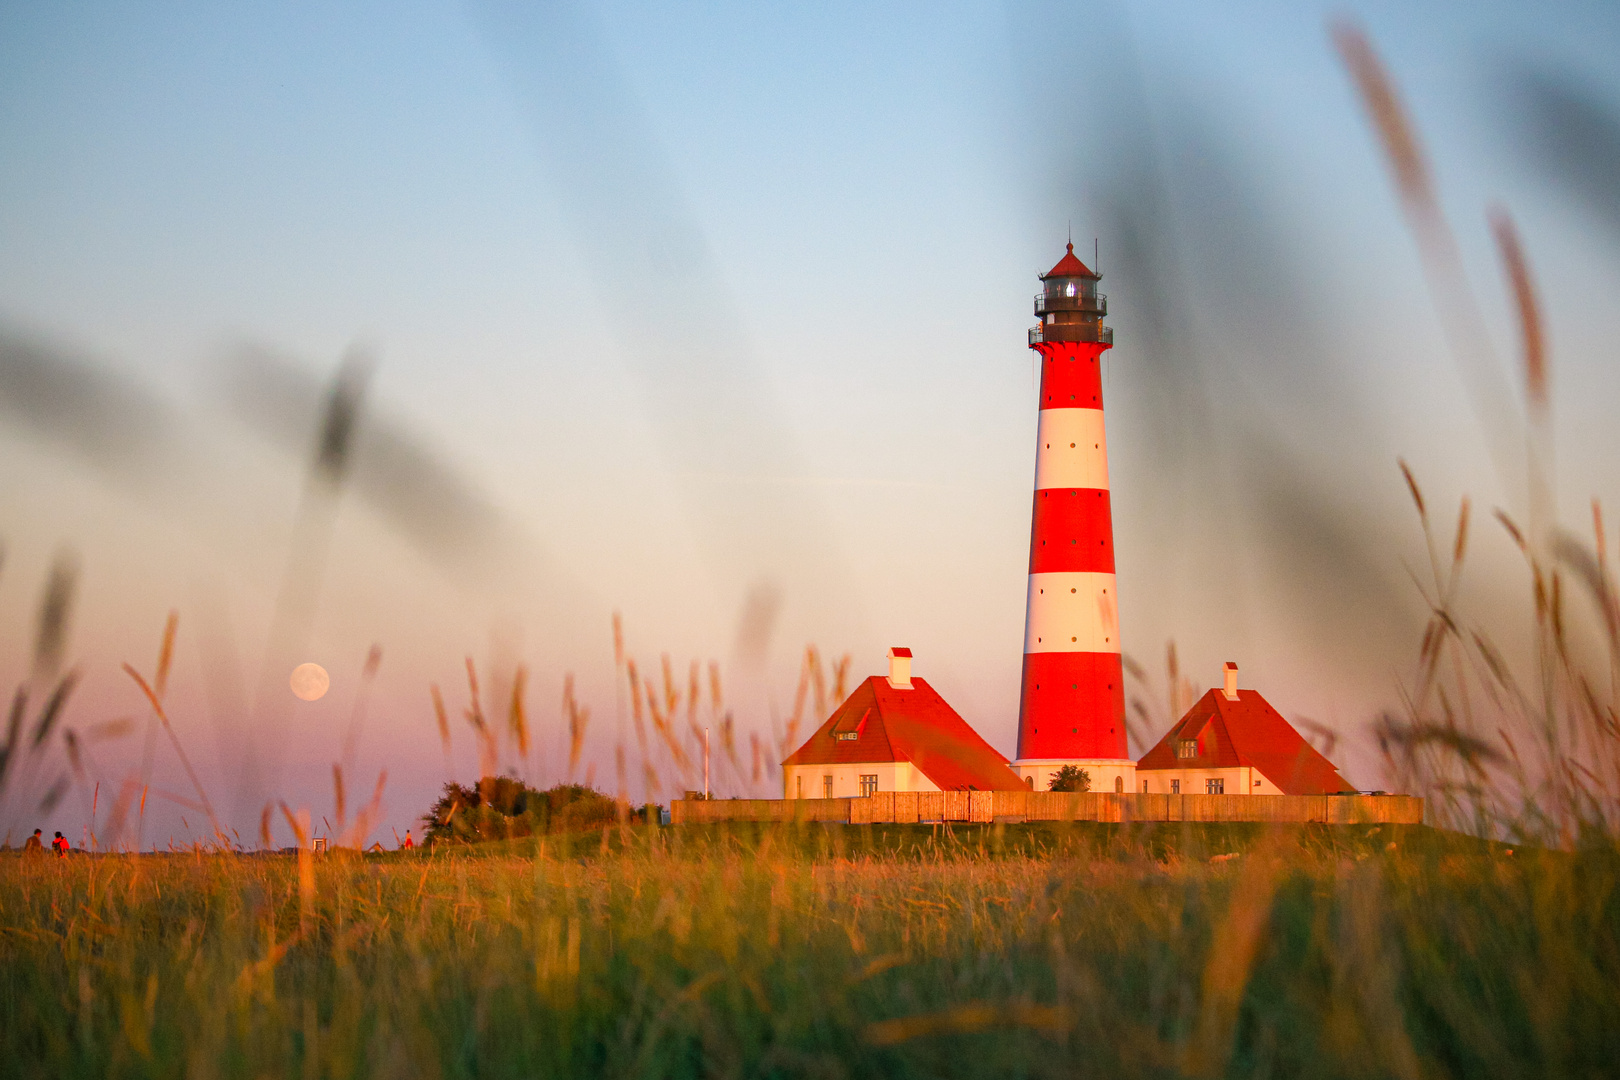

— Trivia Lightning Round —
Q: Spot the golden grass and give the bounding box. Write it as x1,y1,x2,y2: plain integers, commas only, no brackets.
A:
1,823,1614,1078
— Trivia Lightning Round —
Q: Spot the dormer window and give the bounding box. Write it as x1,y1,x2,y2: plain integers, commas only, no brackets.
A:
832,706,871,742
1176,739,1197,759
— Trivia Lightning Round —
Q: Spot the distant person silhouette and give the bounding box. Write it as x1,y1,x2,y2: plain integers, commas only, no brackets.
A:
401,830,415,850
51,831,69,855
22,829,44,854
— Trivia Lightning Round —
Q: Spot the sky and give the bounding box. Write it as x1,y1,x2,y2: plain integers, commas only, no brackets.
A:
1,0,1618,847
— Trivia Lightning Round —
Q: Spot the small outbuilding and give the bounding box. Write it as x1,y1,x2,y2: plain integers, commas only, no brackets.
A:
782,648,1026,798
1136,663,1356,796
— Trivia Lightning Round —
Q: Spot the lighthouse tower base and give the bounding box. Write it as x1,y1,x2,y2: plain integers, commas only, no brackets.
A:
1012,758,1137,795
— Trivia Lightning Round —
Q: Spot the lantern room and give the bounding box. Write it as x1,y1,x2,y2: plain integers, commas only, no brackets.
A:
1030,242,1112,347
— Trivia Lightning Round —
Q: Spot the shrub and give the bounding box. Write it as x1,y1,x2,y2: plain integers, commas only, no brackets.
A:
1048,765,1091,792
422,778,639,845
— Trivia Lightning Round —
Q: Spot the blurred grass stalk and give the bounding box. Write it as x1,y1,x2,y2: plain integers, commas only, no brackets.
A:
0,549,82,838
1335,20,1620,844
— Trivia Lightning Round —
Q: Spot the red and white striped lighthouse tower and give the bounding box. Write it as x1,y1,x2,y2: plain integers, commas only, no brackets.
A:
1011,242,1135,795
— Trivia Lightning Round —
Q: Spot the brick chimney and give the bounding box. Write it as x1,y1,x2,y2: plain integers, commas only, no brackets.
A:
1222,661,1239,701
887,647,913,689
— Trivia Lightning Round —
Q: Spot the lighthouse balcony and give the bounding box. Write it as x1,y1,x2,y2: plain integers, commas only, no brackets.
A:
1030,323,1113,346
1034,292,1107,317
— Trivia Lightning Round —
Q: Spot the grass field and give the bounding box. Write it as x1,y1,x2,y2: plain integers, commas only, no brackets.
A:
3,821,1617,1079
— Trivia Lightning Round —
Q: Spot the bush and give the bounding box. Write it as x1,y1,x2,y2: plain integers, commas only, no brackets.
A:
1048,765,1091,792
422,778,650,845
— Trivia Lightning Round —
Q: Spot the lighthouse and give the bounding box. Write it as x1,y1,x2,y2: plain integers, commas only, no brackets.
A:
1011,242,1136,795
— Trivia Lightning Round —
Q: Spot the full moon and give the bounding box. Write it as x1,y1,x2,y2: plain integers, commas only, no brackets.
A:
290,663,330,702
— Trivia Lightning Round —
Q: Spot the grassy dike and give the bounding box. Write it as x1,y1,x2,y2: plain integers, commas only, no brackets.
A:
1,823,1616,1078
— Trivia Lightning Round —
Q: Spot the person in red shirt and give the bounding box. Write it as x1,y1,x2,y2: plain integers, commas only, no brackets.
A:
51,832,69,855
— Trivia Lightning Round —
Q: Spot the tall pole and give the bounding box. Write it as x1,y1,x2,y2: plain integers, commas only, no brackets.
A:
703,727,710,798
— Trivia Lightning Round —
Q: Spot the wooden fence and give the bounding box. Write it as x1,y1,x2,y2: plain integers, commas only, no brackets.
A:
670,790,1424,826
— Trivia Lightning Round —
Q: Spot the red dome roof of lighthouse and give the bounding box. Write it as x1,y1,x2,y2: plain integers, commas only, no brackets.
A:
1042,241,1095,280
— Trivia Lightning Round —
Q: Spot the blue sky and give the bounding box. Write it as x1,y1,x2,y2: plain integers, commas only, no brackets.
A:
2,1,1618,844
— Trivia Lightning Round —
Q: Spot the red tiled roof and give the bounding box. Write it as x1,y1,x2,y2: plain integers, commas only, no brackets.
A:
1042,242,1095,280
1137,688,1356,795
781,676,1025,791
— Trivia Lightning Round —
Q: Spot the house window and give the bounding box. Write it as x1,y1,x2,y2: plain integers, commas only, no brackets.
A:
796,776,803,799
1176,739,1197,759
1171,780,1180,794
835,731,857,741
1206,778,1225,795
823,775,833,799
860,774,878,797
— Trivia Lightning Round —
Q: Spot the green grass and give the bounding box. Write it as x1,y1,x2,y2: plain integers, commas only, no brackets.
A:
2,822,1616,1079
